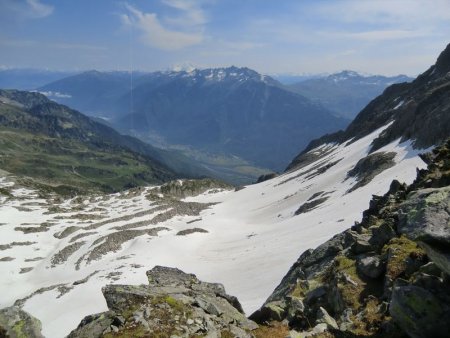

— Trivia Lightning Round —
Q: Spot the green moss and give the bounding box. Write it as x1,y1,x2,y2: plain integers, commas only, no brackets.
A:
164,295,185,313
335,255,359,280
383,236,426,280
334,255,365,310
424,189,448,204
12,319,27,338
253,322,290,338
291,282,308,298
103,324,148,338
220,330,235,338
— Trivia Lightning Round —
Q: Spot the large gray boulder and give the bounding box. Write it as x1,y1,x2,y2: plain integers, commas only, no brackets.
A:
0,306,44,338
390,280,450,338
398,187,450,274
68,266,257,338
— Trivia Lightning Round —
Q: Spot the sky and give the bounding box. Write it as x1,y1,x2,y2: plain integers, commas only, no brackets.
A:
1,0,450,76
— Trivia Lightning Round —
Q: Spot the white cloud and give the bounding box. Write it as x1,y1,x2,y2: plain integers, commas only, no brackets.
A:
161,0,207,26
0,0,54,20
26,0,54,18
325,29,431,42
315,0,450,25
121,2,205,51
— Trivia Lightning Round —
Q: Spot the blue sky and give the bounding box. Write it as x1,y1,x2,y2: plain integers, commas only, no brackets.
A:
1,0,450,75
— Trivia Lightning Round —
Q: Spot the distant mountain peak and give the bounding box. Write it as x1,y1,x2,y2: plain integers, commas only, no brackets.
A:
171,62,197,73
162,66,275,84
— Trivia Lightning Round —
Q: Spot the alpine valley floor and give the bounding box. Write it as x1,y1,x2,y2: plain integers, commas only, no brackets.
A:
0,124,427,337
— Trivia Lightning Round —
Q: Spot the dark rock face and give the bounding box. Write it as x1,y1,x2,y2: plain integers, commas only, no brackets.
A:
256,173,277,183
0,306,44,338
68,266,257,338
346,152,396,192
252,139,450,337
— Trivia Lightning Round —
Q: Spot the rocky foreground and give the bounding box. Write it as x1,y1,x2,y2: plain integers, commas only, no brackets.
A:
0,140,449,337
251,139,450,338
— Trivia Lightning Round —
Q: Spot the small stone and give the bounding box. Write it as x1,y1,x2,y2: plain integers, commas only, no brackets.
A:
112,315,125,327
304,286,326,303
187,318,194,325
316,307,338,330
357,255,384,278
342,273,358,286
339,308,354,331
352,235,374,253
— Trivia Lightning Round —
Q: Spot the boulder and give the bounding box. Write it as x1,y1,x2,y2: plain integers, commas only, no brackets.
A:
390,282,450,338
398,187,450,275
357,255,385,278
398,187,450,245
0,306,44,338
68,266,258,337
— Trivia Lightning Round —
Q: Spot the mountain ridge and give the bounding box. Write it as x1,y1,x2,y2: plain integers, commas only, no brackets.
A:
0,89,178,193
287,70,413,119
287,43,450,172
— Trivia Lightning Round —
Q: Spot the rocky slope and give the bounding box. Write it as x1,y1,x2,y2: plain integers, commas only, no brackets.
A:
287,43,450,172
0,89,180,193
251,139,450,338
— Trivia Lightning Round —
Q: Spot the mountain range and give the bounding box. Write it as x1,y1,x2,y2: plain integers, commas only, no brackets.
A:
287,70,413,119
0,43,449,338
39,67,350,172
0,68,75,91
288,44,450,172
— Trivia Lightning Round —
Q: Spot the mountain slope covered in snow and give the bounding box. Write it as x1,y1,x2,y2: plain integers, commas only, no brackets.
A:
0,124,426,337
1,45,449,338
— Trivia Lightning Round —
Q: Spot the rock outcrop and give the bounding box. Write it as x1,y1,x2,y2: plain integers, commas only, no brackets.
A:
252,139,450,337
0,306,44,338
68,266,258,338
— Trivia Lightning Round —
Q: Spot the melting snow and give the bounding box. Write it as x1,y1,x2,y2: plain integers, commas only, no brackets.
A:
393,100,405,110
0,124,427,337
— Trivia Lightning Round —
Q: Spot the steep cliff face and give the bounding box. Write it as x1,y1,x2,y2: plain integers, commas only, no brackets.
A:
251,139,450,338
